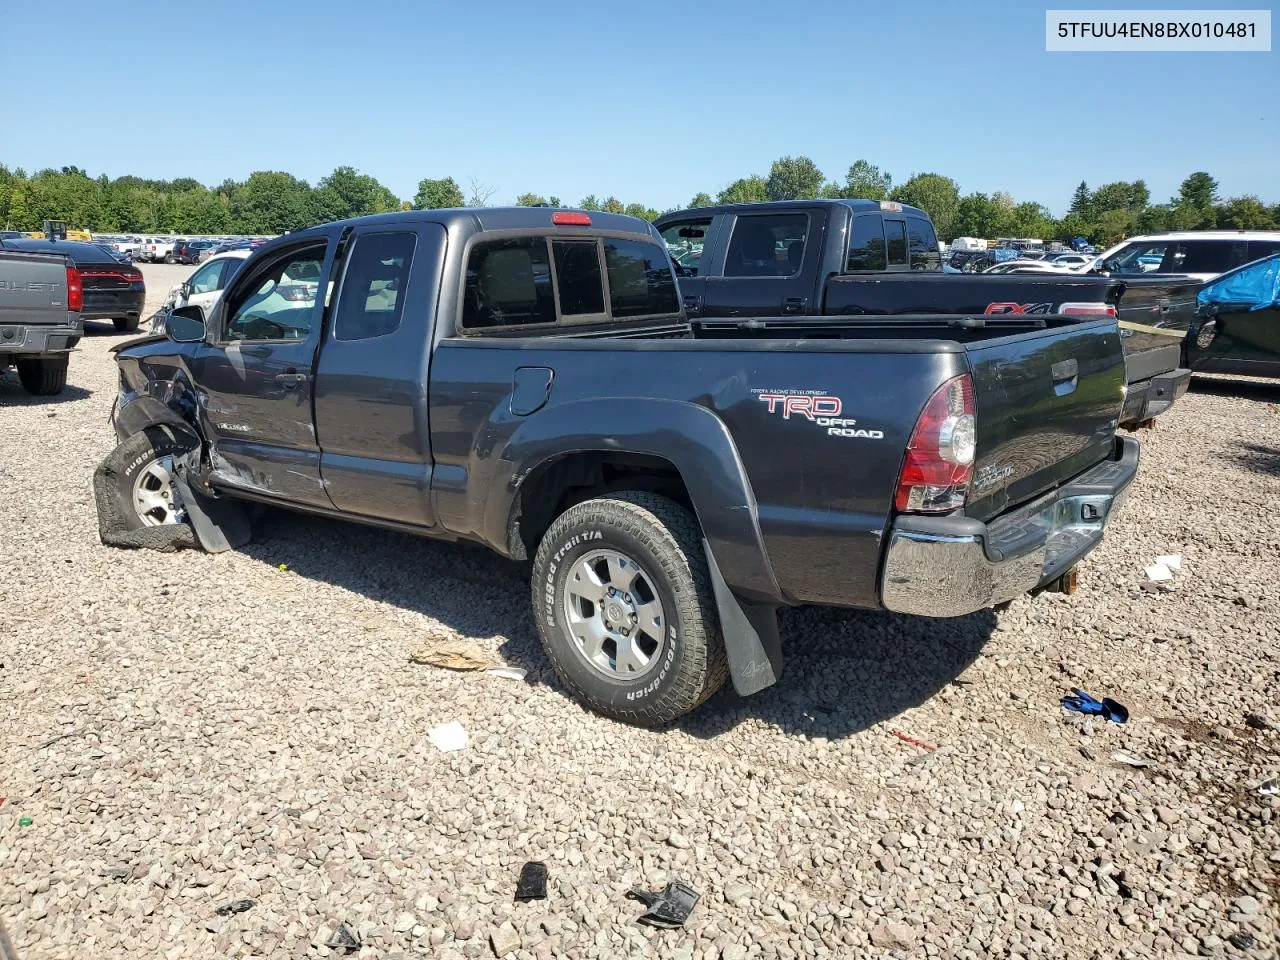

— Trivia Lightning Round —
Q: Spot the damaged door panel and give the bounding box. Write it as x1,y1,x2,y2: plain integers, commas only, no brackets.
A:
192,236,337,508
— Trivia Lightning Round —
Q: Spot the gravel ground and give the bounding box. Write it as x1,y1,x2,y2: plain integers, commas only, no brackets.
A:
1,262,1277,959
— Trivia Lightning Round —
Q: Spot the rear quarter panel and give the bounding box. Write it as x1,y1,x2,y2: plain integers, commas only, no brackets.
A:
428,337,961,608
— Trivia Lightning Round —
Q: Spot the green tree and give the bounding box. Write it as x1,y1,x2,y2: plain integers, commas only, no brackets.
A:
413,176,464,210
1068,180,1092,219
765,156,824,201
579,194,602,211
1217,196,1276,229
230,171,312,234
623,202,659,221
1178,172,1219,211
1007,202,1055,239
1092,180,1148,214
7,186,31,230
515,192,548,206
688,192,712,208
314,166,398,220
951,193,1005,238
601,197,625,214
717,176,768,205
548,196,561,208
891,173,961,239
841,159,892,200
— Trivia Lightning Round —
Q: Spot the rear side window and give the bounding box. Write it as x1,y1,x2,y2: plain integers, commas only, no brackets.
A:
462,238,556,329
846,215,887,271
335,232,417,341
604,239,679,317
1177,240,1247,274
725,213,809,277
885,221,908,267
908,218,941,270
552,240,605,316
1247,240,1280,262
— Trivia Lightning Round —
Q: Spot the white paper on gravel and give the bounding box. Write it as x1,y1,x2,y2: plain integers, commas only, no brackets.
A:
485,666,528,681
1144,554,1183,582
428,721,468,752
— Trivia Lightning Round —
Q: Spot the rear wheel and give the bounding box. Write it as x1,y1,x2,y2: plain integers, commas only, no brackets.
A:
16,357,68,396
164,253,175,264
532,492,727,726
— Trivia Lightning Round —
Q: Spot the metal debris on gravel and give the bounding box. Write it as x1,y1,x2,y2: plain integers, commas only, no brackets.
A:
0,263,1277,958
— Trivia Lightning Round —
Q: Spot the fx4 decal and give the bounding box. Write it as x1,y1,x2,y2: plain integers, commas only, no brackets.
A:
752,389,885,440
984,302,1056,315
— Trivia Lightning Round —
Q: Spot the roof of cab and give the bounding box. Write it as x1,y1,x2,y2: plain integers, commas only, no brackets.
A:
259,207,656,252
655,198,932,223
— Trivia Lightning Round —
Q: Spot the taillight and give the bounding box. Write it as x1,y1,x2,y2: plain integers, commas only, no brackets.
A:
65,266,83,313
894,374,976,513
1058,302,1117,317
552,211,592,226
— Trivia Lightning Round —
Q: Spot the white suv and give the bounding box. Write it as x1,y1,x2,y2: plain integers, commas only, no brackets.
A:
1084,231,1280,281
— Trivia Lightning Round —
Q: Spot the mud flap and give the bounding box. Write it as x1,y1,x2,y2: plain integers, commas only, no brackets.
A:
702,538,783,696
172,456,251,554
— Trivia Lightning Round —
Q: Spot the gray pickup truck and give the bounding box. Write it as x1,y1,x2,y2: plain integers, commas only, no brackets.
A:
108,207,1139,725
0,248,84,394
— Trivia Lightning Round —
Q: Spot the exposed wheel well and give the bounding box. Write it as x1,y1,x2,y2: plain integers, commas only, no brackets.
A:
510,452,693,560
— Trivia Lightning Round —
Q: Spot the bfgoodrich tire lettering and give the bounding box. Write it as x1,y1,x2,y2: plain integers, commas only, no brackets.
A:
532,492,727,726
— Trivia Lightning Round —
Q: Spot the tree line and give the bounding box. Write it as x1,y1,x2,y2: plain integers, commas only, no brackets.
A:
2,159,1275,244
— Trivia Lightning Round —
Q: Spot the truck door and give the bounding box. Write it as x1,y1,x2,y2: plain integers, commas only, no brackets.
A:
702,208,827,317
312,222,446,527
193,235,335,507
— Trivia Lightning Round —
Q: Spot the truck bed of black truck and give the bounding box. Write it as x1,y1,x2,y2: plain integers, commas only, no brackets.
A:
108,207,1139,725
655,199,1191,426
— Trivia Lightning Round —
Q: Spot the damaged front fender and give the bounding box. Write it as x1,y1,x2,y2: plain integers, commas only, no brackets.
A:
113,394,204,450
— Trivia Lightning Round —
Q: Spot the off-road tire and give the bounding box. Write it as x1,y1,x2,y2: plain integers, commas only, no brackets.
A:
532,492,727,726
113,316,141,332
93,425,197,551
16,357,68,396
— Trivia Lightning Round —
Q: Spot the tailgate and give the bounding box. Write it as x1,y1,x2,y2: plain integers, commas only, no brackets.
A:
0,252,69,324
1115,275,1201,369
965,318,1125,521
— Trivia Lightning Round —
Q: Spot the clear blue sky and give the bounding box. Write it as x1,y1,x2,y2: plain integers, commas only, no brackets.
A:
5,0,1276,214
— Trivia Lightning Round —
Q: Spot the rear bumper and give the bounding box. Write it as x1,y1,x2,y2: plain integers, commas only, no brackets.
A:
82,288,145,321
0,319,84,356
1121,367,1191,424
880,436,1139,617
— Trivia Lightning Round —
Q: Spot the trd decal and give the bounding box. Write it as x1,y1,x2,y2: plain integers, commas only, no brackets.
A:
756,393,842,419
984,302,1056,315
752,389,884,440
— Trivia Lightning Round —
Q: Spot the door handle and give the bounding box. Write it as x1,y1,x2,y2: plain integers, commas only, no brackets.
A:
275,370,309,388
682,294,701,311
782,297,807,314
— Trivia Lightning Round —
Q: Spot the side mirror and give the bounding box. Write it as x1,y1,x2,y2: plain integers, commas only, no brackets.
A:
166,305,207,343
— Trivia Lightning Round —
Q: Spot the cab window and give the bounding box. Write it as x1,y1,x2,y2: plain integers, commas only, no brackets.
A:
725,213,808,278
908,218,941,270
846,215,887,271
334,232,417,341
223,243,326,342
885,220,908,268
660,218,711,276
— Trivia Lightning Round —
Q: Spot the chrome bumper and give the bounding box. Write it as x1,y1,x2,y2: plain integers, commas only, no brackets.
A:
880,437,1139,618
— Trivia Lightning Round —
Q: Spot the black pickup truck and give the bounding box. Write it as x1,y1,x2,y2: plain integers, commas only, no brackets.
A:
656,200,1191,427
109,207,1139,725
